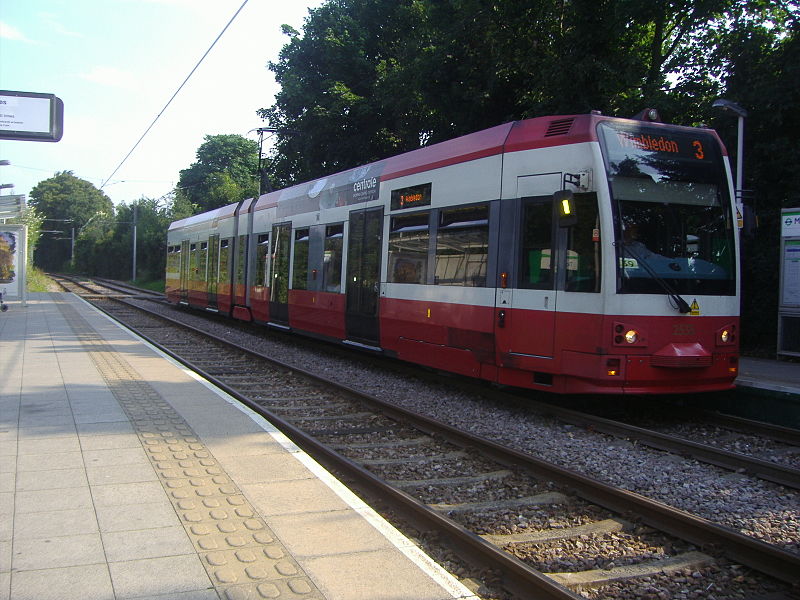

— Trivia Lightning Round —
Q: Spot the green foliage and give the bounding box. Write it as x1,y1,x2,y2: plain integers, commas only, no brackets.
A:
72,196,175,283
8,205,45,265
176,134,259,213
28,171,114,271
260,0,761,185
25,265,55,292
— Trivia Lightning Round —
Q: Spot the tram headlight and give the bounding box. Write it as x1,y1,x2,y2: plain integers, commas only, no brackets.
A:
717,325,736,345
613,322,645,346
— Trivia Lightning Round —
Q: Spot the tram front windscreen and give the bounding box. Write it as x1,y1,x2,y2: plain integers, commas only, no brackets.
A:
598,121,737,296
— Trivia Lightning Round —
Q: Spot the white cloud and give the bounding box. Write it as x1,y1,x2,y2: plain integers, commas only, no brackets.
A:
0,21,34,43
79,66,139,90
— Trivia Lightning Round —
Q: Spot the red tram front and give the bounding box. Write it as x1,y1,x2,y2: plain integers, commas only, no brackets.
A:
166,112,740,394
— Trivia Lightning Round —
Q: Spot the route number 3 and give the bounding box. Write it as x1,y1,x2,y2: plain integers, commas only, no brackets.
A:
692,140,705,160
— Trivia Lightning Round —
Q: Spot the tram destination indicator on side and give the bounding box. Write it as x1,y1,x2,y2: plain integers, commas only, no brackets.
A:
391,182,432,210
0,90,64,142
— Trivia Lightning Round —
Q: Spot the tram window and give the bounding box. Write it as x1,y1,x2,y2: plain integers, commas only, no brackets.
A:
323,224,343,293
565,193,601,293
236,235,248,287
199,241,208,282
388,212,429,284
219,239,231,284
293,228,310,290
519,199,554,290
190,244,197,281
270,224,291,303
435,204,489,287
256,234,269,287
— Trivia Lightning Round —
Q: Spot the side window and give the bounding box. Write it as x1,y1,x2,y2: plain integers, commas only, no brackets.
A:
270,224,291,302
323,224,343,293
199,241,208,282
519,198,554,290
256,234,269,286
190,244,197,281
435,204,489,286
218,238,231,283
388,211,429,284
236,235,248,287
565,193,601,293
292,228,310,290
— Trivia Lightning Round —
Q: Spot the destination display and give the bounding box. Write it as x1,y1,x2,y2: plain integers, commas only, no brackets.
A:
391,182,432,210
601,122,717,165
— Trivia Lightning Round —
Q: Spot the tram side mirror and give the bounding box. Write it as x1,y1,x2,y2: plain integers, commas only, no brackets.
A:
555,190,578,227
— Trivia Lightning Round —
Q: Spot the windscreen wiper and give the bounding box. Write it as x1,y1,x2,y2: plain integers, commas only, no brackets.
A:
621,242,692,314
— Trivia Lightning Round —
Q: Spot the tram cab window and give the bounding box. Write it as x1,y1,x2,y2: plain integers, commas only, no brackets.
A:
293,228,310,290
565,193,601,293
519,199,554,290
435,204,489,287
388,212,430,284
323,224,343,293
256,234,269,287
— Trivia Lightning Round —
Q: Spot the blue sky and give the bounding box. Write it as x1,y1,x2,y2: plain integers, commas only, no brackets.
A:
0,0,325,205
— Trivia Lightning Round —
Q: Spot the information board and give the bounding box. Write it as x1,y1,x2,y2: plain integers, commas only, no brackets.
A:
0,225,27,303
0,90,64,142
779,208,800,356
782,240,800,307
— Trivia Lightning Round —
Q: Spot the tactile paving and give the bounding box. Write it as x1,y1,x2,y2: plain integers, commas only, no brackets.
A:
58,300,324,600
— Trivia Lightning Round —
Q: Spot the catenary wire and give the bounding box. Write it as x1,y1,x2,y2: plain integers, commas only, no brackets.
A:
101,0,249,190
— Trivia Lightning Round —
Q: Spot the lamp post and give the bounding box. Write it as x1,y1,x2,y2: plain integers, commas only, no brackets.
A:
712,98,747,227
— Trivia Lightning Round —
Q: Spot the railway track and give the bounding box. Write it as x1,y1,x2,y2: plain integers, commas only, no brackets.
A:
54,278,800,599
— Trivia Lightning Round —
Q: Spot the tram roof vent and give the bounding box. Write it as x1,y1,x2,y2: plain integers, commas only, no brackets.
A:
545,118,575,137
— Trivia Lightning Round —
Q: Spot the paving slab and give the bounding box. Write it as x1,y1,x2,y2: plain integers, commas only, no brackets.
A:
1,293,477,600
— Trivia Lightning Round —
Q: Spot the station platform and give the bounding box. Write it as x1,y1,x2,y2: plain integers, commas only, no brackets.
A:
736,356,800,396
0,293,478,600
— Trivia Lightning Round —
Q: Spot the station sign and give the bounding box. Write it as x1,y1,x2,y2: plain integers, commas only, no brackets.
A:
782,209,800,237
0,90,64,142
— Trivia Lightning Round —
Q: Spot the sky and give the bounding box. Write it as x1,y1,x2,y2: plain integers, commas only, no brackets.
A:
0,0,326,206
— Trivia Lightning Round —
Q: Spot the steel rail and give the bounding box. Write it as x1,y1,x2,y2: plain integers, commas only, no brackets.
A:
88,296,800,588
92,299,581,600
701,410,800,446
515,398,800,490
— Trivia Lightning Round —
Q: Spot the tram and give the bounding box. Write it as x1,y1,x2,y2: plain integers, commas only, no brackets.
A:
166,111,740,394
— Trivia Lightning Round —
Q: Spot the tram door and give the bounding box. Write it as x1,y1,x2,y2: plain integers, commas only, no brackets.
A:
179,240,190,303
495,176,560,363
207,234,220,310
345,207,383,345
269,223,291,325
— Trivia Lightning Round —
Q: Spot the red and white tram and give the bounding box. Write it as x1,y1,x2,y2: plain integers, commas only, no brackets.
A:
166,111,740,394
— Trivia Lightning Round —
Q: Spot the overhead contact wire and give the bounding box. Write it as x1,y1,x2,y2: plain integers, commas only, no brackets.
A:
101,0,250,190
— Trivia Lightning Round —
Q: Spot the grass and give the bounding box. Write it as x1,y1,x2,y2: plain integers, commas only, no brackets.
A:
26,265,57,292
132,279,165,293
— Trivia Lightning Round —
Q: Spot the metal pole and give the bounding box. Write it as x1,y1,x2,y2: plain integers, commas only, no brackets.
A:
736,114,745,220
71,227,75,266
132,205,137,281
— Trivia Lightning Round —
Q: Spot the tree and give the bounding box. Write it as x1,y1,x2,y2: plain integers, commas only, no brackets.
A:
8,205,45,267
28,171,114,271
176,134,259,213
260,0,430,186
708,7,800,352
260,0,754,186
